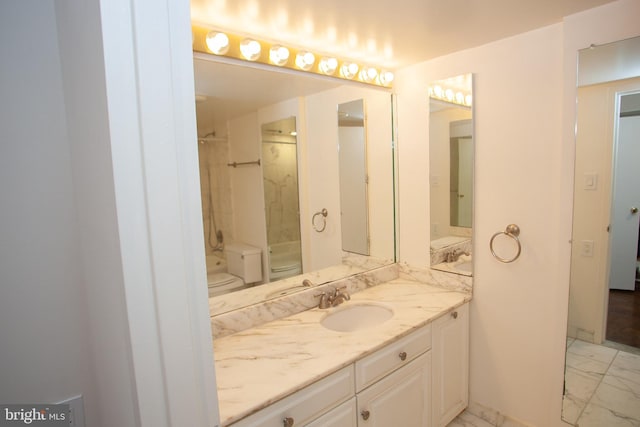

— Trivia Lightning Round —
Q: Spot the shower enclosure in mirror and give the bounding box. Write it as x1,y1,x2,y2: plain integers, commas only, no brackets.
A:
562,36,640,426
193,53,396,315
429,74,474,276
261,117,303,281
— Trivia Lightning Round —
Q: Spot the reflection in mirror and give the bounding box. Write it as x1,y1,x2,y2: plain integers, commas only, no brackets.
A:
193,54,396,315
428,74,474,276
563,36,640,426
261,117,303,281
338,99,369,255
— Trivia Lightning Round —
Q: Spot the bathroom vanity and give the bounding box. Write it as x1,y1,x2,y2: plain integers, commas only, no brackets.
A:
212,270,470,427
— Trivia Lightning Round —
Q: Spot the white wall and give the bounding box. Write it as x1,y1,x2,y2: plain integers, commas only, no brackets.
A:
397,23,566,426
0,0,97,420
397,1,640,425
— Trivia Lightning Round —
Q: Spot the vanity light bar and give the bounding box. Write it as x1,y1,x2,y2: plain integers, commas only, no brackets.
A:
192,25,394,88
428,85,472,107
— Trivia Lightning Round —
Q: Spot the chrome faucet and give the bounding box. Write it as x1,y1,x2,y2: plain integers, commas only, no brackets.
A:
445,248,470,263
315,286,351,309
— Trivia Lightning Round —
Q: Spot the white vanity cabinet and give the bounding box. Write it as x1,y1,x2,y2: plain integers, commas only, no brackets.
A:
227,303,469,427
356,352,431,426
431,303,469,427
229,366,355,427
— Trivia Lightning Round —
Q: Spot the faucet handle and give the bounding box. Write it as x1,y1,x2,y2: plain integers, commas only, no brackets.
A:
314,291,330,309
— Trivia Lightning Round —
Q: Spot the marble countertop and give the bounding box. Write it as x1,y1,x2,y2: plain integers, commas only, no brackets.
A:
431,254,473,277
213,277,471,426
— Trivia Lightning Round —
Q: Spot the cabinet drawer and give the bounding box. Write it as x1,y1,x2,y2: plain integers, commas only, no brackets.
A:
355,324,431,391
230,366,355,427
306,398,357,427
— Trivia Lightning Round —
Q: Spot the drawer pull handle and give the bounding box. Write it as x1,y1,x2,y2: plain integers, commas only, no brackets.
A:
283,416,294,427
398,351,407,361
451,311,458,319
361,410,370,420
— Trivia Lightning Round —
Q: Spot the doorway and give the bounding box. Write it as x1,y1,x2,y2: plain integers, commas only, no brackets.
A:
605,91,640,349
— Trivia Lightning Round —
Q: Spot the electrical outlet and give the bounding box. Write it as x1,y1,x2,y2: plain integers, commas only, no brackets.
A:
580,240,594,257
56,395,85,427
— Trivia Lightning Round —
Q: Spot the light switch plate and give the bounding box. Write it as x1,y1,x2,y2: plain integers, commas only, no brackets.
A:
584,173,598,190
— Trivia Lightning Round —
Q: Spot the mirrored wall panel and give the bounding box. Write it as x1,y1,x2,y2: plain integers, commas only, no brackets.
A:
429,74,474,277
338,99,370,256
563,35,640,426
193,54,397,315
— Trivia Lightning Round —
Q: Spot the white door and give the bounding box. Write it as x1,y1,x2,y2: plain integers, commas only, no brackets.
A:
457,136,473,227
609,94,640,290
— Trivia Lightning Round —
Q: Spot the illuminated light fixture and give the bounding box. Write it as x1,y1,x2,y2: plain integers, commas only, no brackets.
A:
191,25,394,88
269,45,290,66
378,70,394,86
205,31,230,55
445,88,454,102
240,38,261,61
340,62,359,79
428,84,472,107
295,51,316,71
290,131,297,136
359,67,378,83
319,57,338,75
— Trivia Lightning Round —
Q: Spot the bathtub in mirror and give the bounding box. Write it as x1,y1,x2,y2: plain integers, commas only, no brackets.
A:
428,74,474,276
562,35,640,426
194,53,396,315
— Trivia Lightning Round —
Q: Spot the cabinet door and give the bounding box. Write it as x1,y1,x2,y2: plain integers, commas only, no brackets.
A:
356,351,431,427
432,303,469,427
306,398,357,427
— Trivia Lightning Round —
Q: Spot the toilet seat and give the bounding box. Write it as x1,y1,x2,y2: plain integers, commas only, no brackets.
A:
208,273,245,297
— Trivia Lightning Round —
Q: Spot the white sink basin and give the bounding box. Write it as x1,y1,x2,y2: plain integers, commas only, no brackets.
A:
321,303,394,332
455,261,473,273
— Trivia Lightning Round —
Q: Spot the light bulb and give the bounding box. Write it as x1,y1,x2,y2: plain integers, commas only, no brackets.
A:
455,92,465,104
445,89,454,101
240,38,261,61
295,51,315,70
359,67,378,83
205,31,229,55
465,94,473,106
340,62,359,79
433,85,443,98
269,45,290,66
319,57,338,75
378,70,394,86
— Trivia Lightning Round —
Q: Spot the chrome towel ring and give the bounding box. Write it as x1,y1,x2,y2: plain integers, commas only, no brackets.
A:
490,224,521,263
312,208,328,232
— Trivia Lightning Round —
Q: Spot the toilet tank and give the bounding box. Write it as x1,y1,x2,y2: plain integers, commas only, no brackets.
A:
226,243,262,284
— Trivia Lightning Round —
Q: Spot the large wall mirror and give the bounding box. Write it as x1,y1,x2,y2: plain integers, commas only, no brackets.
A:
194,54,397,315
562,36,640,426
429,74,474,277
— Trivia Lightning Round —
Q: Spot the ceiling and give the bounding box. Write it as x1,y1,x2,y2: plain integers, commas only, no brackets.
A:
190,0,617,69
191,0,617,135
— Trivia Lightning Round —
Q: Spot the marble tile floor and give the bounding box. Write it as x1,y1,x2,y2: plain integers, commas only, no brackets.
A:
562,338,640,426
447,410,528,427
